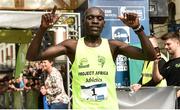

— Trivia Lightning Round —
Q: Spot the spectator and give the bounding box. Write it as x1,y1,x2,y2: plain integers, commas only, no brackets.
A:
41,59,69,109
14,77,24,91
22,76,31,91
152,32,180,108
26,6,156,109
131,35,168,92
40,85,49,109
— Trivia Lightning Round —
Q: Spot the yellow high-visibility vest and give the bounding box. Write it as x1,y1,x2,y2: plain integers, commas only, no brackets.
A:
142,53,167,87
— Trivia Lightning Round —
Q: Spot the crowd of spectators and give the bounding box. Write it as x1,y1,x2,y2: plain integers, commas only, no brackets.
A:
1,61,67,93
0,61,68,109
0,62,43,93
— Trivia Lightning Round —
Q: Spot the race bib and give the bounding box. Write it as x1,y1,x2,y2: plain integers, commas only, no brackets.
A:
80,82,107,101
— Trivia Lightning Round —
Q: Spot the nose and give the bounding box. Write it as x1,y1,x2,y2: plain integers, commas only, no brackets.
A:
92,17,98,23
164,45,168,50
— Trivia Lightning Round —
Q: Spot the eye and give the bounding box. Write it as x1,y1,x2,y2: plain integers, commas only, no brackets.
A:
86,15,94,20
97,16,104,21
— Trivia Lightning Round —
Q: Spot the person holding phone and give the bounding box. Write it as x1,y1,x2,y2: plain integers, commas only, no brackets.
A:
152,32,180,108
131,35,168,92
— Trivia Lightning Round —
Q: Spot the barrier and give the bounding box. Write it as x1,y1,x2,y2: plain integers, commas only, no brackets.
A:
117,86,177,109
0,87,178,109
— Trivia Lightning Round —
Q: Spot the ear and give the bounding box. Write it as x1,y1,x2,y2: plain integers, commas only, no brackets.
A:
177,40,180,45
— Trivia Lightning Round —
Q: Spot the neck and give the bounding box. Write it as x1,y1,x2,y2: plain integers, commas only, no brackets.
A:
85,35,101,41
84,36,102,47
172,48,180,59
47,67,53,74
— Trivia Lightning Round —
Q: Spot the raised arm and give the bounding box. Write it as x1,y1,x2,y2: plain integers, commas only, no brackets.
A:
152,58,164,83
117,13,156,60
26,6,61,61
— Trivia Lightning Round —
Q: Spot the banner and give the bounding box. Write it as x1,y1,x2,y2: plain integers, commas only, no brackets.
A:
0,11,46,29
117,86,176,109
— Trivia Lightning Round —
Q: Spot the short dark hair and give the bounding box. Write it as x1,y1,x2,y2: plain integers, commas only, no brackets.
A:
84,7,105,19
47,59,54,63
161,32,180,41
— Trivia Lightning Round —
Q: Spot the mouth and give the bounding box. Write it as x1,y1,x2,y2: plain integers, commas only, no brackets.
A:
90,26,100,31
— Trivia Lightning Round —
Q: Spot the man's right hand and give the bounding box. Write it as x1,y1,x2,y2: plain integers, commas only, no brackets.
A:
40,5,59,30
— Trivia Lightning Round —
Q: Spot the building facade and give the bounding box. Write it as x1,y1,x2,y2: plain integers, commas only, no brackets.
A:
0,43,16,68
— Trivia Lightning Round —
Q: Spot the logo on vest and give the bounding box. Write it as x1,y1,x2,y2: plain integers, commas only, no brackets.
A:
98,56,105,68
79,58,89,68
175,63,180,68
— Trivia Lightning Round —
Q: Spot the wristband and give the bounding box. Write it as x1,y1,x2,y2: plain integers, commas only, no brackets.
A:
133,25,144,32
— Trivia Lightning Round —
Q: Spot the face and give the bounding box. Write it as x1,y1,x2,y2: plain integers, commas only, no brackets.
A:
84,7,105,37
41,60,52,72
164,38,180,55
16,78,21,83
23,77,28,84
40,85,46,95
